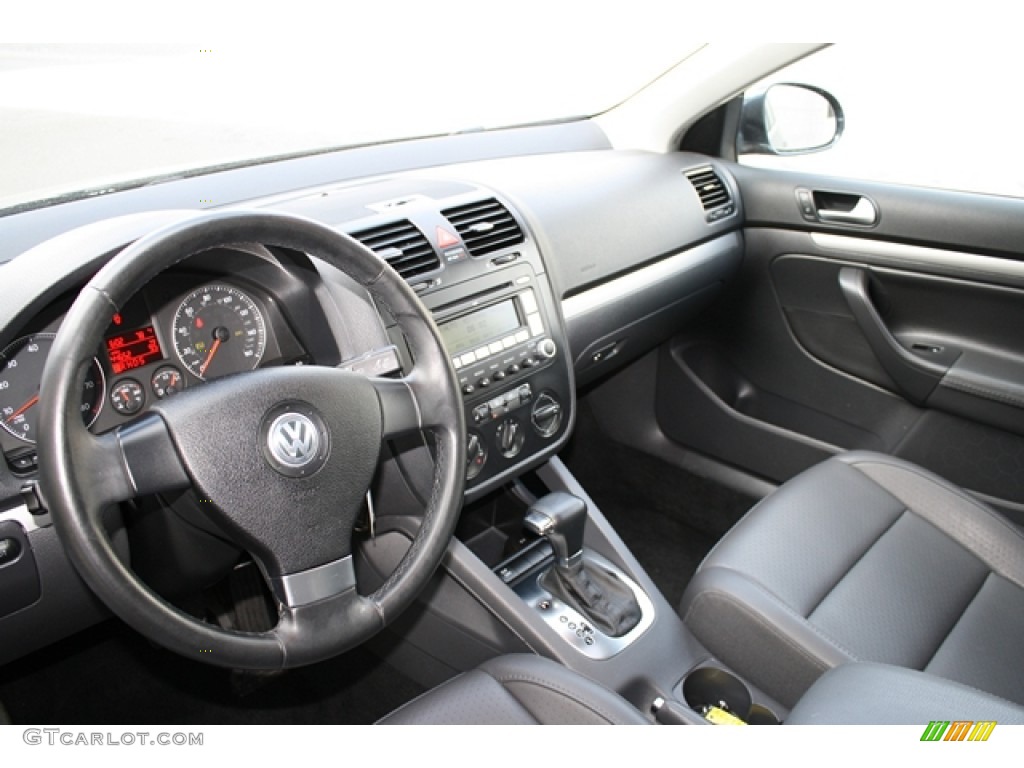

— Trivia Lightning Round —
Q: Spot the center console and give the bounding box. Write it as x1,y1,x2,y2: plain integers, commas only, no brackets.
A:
351,187,777,726
419,252,573,501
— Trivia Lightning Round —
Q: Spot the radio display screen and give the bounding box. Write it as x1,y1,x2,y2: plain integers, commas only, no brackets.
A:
439,300,520,355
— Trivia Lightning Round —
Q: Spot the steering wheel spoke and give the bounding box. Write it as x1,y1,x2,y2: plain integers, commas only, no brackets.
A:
112,413,191,499
70,414,190,510
266,554,358,608
373,376,426,438
372,366,462,440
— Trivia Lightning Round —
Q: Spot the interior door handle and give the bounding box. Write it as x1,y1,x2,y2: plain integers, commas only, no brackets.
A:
837,266,943,404
817,197,878,225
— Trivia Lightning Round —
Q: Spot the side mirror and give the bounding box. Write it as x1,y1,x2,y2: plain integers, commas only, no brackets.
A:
737,83,844,156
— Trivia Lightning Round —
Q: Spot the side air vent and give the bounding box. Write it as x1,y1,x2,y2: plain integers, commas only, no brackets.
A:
350,220,440,280
441,198,525,257
685,167,735,222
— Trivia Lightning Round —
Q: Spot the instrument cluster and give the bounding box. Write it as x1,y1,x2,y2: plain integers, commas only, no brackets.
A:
0,273,309,472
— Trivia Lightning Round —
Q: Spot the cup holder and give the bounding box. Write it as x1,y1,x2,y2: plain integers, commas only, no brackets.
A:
747,704,781,726
682,667,779,725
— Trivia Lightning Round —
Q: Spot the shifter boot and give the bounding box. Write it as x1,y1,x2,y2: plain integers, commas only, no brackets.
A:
542,559,642,637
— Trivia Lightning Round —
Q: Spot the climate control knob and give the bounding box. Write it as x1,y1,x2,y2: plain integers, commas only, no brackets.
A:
466,430,487,480
495,417,526,459
531,392,563,438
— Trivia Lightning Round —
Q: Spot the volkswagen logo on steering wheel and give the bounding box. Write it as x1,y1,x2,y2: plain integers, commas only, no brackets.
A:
270,414,319,466
260,402,330,477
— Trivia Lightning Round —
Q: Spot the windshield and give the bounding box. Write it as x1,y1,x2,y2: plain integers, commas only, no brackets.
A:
1,33,702,213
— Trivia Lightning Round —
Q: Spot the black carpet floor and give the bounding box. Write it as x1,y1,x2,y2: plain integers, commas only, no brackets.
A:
0,619,425,725
560,402,757,609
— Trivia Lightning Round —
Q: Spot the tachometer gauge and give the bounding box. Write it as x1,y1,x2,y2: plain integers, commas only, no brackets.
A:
0,333,105,444
171,284,267,381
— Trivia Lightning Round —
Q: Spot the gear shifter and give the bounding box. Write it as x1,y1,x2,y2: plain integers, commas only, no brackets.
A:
524,492,641,638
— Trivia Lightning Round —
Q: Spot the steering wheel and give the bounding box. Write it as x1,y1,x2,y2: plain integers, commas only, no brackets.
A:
36,210,466,669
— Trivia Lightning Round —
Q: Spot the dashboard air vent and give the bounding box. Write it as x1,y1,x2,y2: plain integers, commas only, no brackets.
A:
441,198,524,257
350,220,440,280
685,167,735,222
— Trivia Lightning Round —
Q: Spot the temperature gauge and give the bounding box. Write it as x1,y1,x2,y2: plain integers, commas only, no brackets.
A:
151,366,185,399
110,379,145,416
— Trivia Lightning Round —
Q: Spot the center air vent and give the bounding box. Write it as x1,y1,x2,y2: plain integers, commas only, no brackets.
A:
685,167,735,222
441,198,524,257
350,220,440,280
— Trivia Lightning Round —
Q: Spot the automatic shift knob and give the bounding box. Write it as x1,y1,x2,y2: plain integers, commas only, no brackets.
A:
523,492,587,570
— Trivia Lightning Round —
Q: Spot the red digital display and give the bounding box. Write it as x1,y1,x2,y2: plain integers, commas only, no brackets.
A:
105,326,163,374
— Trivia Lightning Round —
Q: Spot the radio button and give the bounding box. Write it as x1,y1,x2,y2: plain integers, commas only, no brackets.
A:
493,371,507,382
520,290,538,314
489,342,504,356
522,357,536,368
479,377,492,388
462,384,476,396
502,335,517,349
527,313,544,337
515,330,529,344
507,364,520,374
459,352,477,367
475,346,491,360
452,357,463,370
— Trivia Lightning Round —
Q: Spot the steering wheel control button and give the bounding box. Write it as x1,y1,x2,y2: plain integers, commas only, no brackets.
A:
110,379,145,415
260,402,330,478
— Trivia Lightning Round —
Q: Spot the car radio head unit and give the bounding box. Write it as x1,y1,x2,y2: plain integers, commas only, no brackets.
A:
439,286,553,396
438,298,521,359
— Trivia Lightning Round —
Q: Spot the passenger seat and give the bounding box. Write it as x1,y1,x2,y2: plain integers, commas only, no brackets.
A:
680,451,1024,708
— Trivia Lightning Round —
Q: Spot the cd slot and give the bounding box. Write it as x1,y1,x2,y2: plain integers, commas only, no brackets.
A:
433,281,514,315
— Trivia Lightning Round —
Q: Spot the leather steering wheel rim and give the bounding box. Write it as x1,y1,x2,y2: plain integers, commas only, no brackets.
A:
37,209,466,669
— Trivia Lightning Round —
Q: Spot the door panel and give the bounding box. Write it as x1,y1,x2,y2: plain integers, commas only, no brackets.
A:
655,165,1024,520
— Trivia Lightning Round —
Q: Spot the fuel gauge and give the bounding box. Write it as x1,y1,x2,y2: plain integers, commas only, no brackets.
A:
151,366,185,399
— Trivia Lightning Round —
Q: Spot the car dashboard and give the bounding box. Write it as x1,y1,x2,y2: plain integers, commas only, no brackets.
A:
0,138,745,671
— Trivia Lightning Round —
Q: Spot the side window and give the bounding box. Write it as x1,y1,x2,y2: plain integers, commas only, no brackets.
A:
738,44,1024,199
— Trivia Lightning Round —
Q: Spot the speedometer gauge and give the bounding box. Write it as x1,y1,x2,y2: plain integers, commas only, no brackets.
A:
171,284,267,381
0,333,105,444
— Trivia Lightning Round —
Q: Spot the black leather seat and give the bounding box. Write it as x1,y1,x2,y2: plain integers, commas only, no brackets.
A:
680,451,1024,708
378,654,648,725
377,653,1024,725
